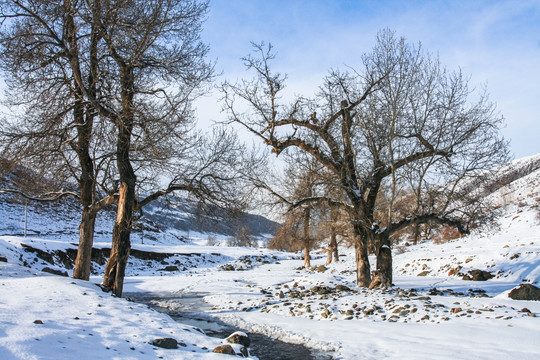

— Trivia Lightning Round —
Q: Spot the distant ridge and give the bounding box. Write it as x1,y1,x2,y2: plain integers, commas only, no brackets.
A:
0,159,279,242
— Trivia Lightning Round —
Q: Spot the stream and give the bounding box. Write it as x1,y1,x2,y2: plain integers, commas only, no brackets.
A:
124,291,334,360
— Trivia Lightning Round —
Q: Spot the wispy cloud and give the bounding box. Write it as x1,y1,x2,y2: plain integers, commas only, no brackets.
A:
199,0,539,158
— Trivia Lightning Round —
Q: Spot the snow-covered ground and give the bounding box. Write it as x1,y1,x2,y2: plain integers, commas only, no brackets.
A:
1,155,540,359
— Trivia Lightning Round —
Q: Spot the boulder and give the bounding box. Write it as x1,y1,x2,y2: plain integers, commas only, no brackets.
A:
225,331,250,347
462,269,494,281
315,265,327,273
0,256,7,262
152,337,178,349
508,284,540,301
213,344,236,355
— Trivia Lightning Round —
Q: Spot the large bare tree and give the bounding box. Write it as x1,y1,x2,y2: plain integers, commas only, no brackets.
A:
1,0,246,297
91,0,217,297
221,31,508,287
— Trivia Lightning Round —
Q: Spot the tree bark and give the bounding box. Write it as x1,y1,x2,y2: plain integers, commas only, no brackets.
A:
353,224,371,287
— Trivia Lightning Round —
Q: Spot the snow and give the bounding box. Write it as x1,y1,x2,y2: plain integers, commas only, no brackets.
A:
0,263,226,359
1,155,540,359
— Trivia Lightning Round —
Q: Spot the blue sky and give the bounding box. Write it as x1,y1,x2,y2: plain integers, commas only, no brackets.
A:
196,0,540,159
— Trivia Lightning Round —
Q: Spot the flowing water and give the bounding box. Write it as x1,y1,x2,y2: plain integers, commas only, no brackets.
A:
125,292,334,360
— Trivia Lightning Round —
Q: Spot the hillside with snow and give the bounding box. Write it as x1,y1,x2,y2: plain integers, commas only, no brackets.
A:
1,154,540,359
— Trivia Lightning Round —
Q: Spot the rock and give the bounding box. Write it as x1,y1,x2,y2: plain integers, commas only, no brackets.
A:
450,307,463,314
315,265,327,273
508,284,540,301
225,331,251,347
417,271,430,277
428,288,444,296
321,309,331,318
462,270,494,281
160,265,179,272
152,338,178,349
311,285,332,295
213,344,236,355
448,266,462,276
42,267,68,277
220,264,236,271
335,284,351,292
0,256,7,262
33,320,43,324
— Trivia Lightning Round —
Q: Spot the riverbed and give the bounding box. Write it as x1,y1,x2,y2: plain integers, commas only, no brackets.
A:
125,291,334,360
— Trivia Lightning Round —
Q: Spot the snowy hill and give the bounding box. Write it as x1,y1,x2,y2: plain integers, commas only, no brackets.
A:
1,154,540,359
0,162,279,243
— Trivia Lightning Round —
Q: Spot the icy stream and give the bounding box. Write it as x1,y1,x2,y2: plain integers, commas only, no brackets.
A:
125,292,334,360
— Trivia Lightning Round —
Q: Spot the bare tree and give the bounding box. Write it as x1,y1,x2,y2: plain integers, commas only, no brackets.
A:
1,0,246,298
0,0,117,280
221,31,508,287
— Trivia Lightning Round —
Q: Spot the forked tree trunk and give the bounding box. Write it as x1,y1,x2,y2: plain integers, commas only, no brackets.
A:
103,65,137,298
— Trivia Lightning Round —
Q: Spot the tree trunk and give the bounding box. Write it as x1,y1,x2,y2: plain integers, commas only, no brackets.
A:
303,245,311,269
68,0,101,281
353,224,371,287
303,207,311,268
103,65,136,298
71,89,97,280
103,183,134,297
373,234,392,289
413,223,420,245
326,208,339,265
326,229,338,265
73,207,97,279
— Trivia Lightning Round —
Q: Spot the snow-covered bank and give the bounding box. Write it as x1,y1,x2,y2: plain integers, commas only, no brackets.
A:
0,262,245,359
